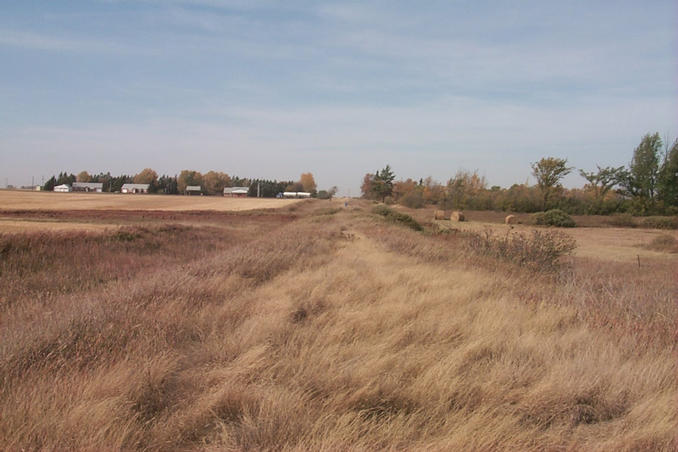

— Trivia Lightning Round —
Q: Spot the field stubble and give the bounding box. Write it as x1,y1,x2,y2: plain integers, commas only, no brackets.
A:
0,190,302,212
0,200,675,450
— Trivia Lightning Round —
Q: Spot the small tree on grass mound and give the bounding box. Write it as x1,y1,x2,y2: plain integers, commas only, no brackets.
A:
533,209,576,227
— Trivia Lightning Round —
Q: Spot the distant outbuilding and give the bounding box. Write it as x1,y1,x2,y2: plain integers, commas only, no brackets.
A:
73,182,103,193
283,192,311,198
53,184,72,193
121,183,149,194
223,187,249,198
185,185,202,196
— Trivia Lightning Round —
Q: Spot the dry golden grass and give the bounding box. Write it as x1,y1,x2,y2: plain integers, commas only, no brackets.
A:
0,218,117,233
0,200,675,450
433,217,678,263
0,190,301,211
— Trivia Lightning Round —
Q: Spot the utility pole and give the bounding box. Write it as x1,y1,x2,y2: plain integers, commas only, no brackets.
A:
257,182,261,198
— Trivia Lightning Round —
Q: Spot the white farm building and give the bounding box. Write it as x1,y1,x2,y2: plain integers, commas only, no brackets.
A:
223,187,249,197
53,184,72,192
121,183,150,194
282,192,311,199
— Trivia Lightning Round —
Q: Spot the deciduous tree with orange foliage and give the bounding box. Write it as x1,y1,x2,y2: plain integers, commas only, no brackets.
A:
203,171,231,195
299,173,317,194
76,171,91,182
133,168,158,185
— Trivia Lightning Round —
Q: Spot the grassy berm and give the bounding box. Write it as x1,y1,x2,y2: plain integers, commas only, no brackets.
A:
0,201,676,450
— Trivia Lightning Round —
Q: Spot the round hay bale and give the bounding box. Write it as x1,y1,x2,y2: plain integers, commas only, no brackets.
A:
505,214,517,224
434,210,452,220
451,211,465,222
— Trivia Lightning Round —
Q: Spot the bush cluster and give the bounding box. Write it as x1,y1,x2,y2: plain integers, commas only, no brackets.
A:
372,205,423,231
641,216,678,230
400,190,425,209
533,209,576,227
465,228,576,270
606,213,636,228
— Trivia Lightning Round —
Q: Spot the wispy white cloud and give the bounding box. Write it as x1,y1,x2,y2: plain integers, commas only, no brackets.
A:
0,29,149,54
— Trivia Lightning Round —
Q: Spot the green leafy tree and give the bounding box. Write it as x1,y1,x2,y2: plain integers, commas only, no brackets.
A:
658,138,678,207
317,186,338,200
578,165,626,202
624,133,662,201
531,157,573,209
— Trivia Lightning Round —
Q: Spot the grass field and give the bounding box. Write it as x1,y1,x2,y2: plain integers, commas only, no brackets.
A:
396,204,678,263
0,190,300,212
0,199,676,450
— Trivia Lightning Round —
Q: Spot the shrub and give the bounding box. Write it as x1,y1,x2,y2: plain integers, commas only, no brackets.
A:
465,228,576,270
115,229,141,242
533,209,576,228
372,205,423,231
607,213,636,228
400,190,424,209
641,216,678,230
312,207,341,216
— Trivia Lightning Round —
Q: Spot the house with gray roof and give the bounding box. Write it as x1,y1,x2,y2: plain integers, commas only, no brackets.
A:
72,182,103,192
185,185,202,195
121,183,149,194
223,186,249,198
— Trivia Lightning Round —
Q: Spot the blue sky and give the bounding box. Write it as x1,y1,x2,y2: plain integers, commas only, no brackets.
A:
1,0,676,193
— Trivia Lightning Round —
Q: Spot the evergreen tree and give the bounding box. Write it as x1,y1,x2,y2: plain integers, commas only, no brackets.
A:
43,176,57,191
373,165,395,202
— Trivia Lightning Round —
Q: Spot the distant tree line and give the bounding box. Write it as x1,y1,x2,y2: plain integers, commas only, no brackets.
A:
362,132,678,215
42,169,333,198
